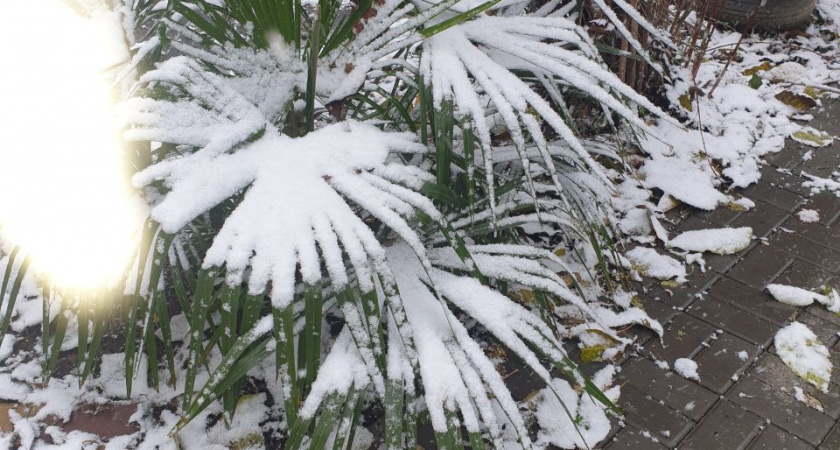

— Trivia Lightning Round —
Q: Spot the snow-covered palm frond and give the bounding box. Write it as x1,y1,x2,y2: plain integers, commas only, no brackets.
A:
295,242,613,449
419,12,674,215
124,54,452,399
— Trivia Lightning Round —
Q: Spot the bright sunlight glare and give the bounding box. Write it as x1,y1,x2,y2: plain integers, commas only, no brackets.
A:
0,1,143,290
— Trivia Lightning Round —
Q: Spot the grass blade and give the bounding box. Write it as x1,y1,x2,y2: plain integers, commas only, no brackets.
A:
0,254,31,348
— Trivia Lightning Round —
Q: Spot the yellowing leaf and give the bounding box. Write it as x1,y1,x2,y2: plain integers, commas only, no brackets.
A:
743,61,773,76
580,345,609,363
679,92,693,112
727,201,749,212
791,127,834,148
804,86,822,98
775,90,817,111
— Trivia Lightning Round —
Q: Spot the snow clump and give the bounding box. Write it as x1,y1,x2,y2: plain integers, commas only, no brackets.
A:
767,284,839,313
625,247,687,283
674,358,700,381
535,366,620,449
667,227,753,255
775,322,832,393
797,209,820,223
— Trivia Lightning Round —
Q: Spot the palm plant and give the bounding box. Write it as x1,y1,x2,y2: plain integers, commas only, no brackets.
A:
1,0,676,448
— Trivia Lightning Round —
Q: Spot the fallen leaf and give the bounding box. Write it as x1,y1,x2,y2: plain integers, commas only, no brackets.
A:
791,127,834,148
679,92,693,112
804,86,822,98
775,90,817,111
743,61,772,76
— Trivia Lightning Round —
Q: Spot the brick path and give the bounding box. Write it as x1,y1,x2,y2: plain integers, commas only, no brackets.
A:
598,101,840,449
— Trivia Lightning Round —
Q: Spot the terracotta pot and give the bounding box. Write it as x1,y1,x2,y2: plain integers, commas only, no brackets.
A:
715,0,817,29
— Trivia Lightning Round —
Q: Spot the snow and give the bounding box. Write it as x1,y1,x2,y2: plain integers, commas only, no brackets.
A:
775,322,832,393
769,62,808,82
0,334,16,363
625,247,687,283
130,82,433,306
387,243,533,445
767,284,839,313
674,358,700,382
802,171,840,197
667,227,753,255
793,386,824,412
639,156,731,210
535,366,620,449
738,351,749,361
797,209,821,223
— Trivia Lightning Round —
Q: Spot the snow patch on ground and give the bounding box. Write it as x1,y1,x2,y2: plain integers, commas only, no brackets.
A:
791,126,834,148
535,366,620,449
667,227,753,255
775,322,832,393
797,209,821,223
625,247,687,283
673,358,699,381
767,284,839,312
794,386,824,412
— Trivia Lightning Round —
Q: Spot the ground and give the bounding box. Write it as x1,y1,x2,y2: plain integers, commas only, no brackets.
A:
598,99,840,449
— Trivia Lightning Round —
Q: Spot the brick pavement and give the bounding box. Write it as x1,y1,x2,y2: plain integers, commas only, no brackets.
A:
597,101,840,449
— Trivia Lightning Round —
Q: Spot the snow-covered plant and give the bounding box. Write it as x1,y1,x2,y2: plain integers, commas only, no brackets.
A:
2,0,676,447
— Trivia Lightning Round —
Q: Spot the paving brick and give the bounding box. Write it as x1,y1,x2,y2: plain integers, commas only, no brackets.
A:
604,426,668,450
795,313,840,348
643,313,718,363
819,422,840,450
621,324,659,348
756,164,812,196
730,200,790,238
634,294,681,324
679,400,763,450
705,252,743,274
797,191,840,227
773,259,835,291
674,215,719,232
62,403,141,439
768,233,840,273
829,341,840,388
618,385,694,448
749,353,840,420
618,357,717,421
812,101,840,137
748,425,815,450
689,296,778,345
727,376,834,446
663,204,694,226
727,244,794,289
641,269,719,309
831,209,840,227
807,302,840,327
708,277,799,325
765,143,814,170
693,331,759,394
799,147,840,179
781,217,840,253
743,179,806,211
693,205,743,226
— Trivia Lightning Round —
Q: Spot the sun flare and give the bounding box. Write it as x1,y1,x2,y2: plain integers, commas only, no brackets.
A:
0,1,142,289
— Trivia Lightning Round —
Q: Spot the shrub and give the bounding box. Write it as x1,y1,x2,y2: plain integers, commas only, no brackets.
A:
2,0,675,447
